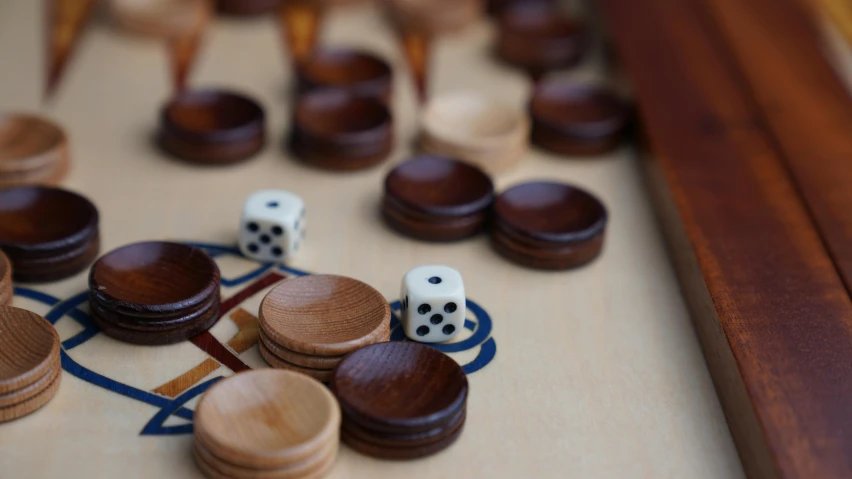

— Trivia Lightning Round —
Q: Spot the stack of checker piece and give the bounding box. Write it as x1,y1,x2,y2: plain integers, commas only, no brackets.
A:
0,251,12,306
258,274,391,382
193,370,340,479
88,242,221,345
0,307,62,423
0,114,70,188
331,341,469,459
0,186,100,283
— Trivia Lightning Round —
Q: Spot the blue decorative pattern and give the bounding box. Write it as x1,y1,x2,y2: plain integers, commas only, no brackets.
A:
14,242,496,436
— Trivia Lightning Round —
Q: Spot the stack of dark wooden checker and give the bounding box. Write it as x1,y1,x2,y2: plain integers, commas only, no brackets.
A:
258,275,390,382
382,155,495,242
88,242,221,345
331,342,469,459
0,114,70,189
0,307,62,423
0,186,100,283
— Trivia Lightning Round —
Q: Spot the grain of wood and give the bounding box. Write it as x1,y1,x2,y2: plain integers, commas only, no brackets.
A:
194,369,341,469
0,306,60,395
258,275,390,356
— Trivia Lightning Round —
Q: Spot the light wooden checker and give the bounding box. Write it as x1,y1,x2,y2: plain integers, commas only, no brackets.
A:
0,1,744,478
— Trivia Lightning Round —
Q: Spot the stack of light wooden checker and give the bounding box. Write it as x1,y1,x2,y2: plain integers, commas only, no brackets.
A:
0,114,69,188
258,274,391,382
0,307,62,423
331,342,469,459
194,370,340,479
418,93,529,174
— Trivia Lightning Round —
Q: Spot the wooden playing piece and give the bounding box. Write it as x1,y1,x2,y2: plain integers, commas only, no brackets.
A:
490,224,603,270
487,0,554,16
91,301,220,345
530,80,630,156
381,155,493,241
342,409,466,448
194,438,338,479
0,307,61,396
258,341,334,383
90,241,220,314
10,232,100,283
277,0,323,66
194,369,341,469
340,415,465,460
259,275,391,356
0,114,69,175
385,156,494,217
110,0,210,37
330,341,468,433
45,0,101,100
158,89,267,165
218,0,282,16
496,2,587,80
296,48,393,102
0,186,100,282
0,359,60,409
289,89,393,171
0,250,12,306
0,154,70,189
494,181,607,243
418,92,528,174
0,366,62,424
89,293,219,331
259,329,343,370
381,196,489,242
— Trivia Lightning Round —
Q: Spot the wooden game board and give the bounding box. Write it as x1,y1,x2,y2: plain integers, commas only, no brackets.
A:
0,1,746,478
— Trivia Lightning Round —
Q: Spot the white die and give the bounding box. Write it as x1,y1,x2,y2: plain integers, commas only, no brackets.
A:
400,265,465,343
238,190,305,263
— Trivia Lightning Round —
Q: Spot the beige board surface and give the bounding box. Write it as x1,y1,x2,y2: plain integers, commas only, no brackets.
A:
0,1,743,478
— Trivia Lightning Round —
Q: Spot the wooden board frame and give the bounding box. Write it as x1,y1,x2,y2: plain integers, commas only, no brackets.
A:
600,0,852,477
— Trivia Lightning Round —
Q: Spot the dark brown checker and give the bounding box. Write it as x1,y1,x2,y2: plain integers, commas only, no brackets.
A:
289,89,393,171
530,80,630,156
90,241,220,314
259,275,391,357
0,186,100,282
158,89,266,165
216,0,281,16
342,408,466,449
382,155,493,242
490,181,607,269
496,2,587,79
340,416,465,460
330,341,468,434
601,0,852,477
296,48,393,102
0,307,60,396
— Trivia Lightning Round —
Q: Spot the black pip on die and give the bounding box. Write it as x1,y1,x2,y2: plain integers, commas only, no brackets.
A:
239,190,305,263
400,265,465,343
